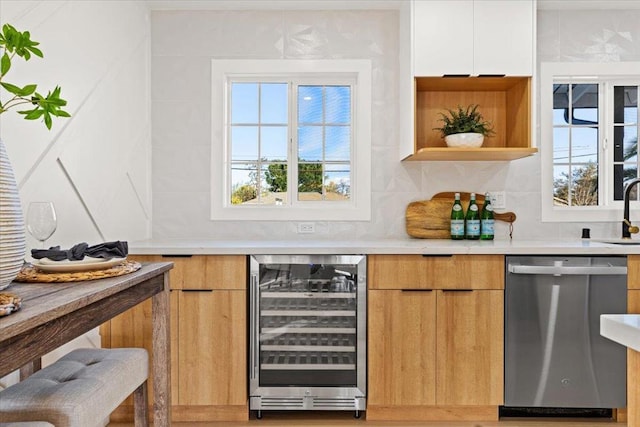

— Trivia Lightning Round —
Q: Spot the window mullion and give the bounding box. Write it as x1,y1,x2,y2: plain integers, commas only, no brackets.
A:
290,81,297,207
600,82,609,207
257,83,262,204
322,85,326,201
568,84,573,206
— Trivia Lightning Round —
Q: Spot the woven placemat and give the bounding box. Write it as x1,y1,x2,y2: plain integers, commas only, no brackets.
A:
14,260,142,283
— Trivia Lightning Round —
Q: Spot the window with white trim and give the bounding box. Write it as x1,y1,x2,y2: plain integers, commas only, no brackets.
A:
540,62,640,222
211,60,372,221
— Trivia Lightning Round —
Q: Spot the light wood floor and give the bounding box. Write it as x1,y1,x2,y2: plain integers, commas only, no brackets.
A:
108,411,626,426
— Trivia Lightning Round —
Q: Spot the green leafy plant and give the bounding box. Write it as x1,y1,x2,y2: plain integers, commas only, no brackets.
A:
0,23,70,129
433,104,494,138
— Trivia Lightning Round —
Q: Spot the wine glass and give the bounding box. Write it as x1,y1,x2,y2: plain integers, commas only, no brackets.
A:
26,202,57,248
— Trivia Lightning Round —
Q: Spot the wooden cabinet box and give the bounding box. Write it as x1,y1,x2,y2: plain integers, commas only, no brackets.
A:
405,76,536,161
101,255,248,422
628,256,640,425
401,0,535,161
367,254,504,421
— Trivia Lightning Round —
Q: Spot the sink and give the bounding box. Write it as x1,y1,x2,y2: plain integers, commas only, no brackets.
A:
592,238,640,245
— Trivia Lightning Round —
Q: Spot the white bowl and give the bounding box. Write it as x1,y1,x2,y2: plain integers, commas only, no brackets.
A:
444,132,484,148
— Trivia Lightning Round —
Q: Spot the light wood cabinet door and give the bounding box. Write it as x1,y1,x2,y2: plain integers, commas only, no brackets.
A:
628,255,640,289
368,289,436,406
630,289,640,312
177,289,246,406
368,254,504,290
436,289,504,405
628,290,640,427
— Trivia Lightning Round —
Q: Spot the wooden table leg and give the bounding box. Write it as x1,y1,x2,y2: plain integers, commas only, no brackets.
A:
19,358,42,380
152,271,172,427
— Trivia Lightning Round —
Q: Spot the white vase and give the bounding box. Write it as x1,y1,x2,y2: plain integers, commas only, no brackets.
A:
0,139,26,290
444,132,484,148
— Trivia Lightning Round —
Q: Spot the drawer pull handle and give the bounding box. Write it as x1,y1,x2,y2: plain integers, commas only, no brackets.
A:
421,254,453,258
401,289,433,292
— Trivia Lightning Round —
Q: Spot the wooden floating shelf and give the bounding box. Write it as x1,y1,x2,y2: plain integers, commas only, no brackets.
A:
409,76,533,162
404,147,538,162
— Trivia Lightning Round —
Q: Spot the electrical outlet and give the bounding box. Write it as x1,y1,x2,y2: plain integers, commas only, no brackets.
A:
297,223,315,234
488,191,506,209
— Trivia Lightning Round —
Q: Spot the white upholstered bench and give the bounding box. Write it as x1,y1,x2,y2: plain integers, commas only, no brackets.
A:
0,348,149,427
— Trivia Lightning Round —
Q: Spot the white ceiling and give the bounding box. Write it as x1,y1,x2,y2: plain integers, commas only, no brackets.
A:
147,0,640,11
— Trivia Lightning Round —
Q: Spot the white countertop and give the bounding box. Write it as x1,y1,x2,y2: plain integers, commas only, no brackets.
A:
601,315,640,352
129,238,640,255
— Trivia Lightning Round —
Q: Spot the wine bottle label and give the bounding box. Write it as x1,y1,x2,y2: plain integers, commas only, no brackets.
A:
485,204,493,212
481,219,495,235
466,219,480,236
451,219,465,236
470,204,478,211
453,204,462,212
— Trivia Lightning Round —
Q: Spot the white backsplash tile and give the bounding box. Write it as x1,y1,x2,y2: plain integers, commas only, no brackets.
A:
152,10,285,58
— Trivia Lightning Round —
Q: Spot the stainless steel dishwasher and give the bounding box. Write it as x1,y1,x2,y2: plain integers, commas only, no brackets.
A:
505,256,627,410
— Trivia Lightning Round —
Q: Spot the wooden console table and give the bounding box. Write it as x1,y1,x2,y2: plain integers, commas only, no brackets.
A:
0,262,173,427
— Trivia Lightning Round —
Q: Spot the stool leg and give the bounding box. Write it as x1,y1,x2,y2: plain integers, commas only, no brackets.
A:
133,380,149,427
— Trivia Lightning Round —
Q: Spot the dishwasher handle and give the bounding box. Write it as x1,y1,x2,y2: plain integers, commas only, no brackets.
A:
508,264,627,276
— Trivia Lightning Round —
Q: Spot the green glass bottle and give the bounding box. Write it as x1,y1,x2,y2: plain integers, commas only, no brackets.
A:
450,192,465,240
480,192,495,240
465,192,480,240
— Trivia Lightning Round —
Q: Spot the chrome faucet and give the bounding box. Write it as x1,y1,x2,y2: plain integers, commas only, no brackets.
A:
622,178,640,238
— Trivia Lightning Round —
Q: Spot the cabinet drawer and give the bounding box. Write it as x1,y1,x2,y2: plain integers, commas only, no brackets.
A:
368,254,504,290
129,255,246,290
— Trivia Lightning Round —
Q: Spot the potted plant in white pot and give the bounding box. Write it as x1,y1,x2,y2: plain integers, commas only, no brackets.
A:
433,104,494,148
0,23,70,289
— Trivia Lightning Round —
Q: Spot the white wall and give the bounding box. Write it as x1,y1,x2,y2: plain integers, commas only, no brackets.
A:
152,9,409,240
0,0,152,385
151,7,640,242
0,0,152,250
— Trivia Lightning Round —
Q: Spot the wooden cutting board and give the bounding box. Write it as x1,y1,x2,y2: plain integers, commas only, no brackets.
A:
406,192,516,239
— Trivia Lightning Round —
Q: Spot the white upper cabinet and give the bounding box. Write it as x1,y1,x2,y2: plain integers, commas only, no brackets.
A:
414,1,474,76
413,0,534,77
474,0,534,76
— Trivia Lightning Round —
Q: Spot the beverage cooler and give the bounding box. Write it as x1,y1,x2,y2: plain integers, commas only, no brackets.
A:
248,255,367,418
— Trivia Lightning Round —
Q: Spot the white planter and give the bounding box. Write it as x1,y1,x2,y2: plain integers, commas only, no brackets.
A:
444,132,484,148
0,140,26,290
